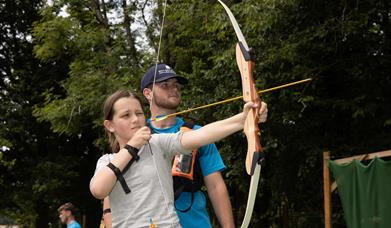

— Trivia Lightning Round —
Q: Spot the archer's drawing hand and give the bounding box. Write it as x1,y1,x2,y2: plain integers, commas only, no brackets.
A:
127,126,151,149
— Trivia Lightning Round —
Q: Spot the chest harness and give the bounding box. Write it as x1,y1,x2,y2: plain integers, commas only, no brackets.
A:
171,122,204,212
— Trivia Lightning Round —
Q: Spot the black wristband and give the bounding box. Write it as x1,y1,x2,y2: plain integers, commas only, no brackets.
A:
103,208,111,215
124,144,140,161
106,162,130,194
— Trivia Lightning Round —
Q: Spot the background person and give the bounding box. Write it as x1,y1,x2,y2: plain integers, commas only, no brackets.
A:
58,202,82,228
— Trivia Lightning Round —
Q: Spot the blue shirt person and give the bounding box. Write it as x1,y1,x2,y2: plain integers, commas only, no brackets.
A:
57,202,82,228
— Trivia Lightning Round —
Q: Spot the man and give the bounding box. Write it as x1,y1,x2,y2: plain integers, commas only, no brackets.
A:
58,202,82,228
141,63,235,228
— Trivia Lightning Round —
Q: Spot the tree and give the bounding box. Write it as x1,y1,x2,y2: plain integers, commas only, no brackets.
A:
0,0,90,226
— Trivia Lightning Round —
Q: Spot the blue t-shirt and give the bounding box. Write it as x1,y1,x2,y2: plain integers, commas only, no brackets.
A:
67,221,81,228
147,117,226,228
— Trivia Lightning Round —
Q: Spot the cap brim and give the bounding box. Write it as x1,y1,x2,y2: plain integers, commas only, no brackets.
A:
155,75,188,85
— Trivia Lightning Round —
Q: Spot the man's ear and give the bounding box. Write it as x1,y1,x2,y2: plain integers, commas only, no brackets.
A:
143,88,153,103
103,120,114,132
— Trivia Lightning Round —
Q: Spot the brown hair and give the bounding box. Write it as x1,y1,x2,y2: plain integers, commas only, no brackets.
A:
58,202,77,215
103,89,143,153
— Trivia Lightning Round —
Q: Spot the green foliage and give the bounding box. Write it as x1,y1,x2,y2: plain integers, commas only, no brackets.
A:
32,0,145,137
33,16,76,60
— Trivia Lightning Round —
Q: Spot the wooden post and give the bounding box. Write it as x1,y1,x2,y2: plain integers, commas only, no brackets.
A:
323,151,331,228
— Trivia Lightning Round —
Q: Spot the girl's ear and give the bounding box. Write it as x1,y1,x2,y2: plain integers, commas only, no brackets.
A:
103,120,115,132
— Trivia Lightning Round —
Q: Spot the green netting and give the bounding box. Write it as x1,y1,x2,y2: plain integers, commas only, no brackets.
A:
329,157,391,228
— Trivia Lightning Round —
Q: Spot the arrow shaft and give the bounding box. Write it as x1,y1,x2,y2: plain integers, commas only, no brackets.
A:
152,78,311,121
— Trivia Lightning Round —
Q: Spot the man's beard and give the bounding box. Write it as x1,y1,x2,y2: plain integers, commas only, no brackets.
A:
153,93,181,110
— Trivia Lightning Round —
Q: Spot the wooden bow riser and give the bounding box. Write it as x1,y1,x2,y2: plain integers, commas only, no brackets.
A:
236,43,263,175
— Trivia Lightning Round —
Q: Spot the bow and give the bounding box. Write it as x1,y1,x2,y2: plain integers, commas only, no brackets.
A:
217,1,264,227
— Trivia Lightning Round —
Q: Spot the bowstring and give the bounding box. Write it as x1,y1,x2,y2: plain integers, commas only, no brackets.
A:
149,1,176,227
149,0,168,111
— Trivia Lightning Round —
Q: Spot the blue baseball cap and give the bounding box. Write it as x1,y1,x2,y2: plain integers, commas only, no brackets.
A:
141,64,188,91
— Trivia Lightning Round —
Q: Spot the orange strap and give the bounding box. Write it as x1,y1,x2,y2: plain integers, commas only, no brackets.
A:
171,126,197,180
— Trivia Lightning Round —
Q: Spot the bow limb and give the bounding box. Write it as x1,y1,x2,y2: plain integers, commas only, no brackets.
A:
241,164,261,228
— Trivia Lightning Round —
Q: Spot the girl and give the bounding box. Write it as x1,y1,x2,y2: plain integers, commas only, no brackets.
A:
90,89,267,227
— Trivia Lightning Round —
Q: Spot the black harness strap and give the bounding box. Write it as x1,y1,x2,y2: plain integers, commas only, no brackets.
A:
107,162,131,194
173,121,204,212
